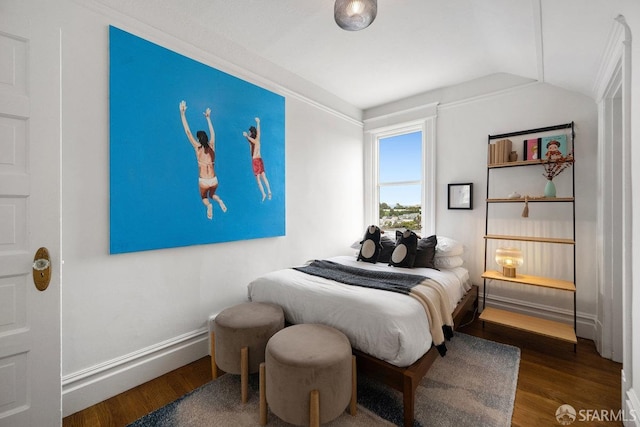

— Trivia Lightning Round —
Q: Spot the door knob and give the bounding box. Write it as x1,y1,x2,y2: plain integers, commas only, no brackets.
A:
33,247,51,291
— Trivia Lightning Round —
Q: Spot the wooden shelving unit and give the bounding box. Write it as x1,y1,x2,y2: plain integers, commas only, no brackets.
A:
480,122,577,347
484,234,575,245
488,159,569,169
487,197,574,203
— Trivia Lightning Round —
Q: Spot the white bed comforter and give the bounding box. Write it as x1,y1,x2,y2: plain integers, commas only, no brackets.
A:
247,255,472,367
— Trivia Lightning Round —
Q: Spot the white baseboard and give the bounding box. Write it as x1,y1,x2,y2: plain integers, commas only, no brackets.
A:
481,294,596,341
61,328,209,417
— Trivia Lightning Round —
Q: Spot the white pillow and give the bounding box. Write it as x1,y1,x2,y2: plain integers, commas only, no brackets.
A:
434,255,464,269
435,236,464,256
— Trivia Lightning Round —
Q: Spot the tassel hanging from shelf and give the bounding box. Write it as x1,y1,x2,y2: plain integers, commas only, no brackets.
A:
522,196,529,218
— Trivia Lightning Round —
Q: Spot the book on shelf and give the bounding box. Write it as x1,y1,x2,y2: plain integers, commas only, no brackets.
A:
488,138,513,165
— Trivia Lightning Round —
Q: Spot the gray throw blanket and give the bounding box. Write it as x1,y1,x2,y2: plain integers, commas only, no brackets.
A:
294,260,427,294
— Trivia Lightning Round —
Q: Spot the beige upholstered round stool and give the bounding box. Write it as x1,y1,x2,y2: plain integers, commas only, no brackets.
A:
212,302,284,403
259,324,357,426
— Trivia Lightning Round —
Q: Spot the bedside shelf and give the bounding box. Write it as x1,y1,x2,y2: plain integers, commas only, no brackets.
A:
484,234,575,245
482,270,575,292
479,307,577,344
488,159,542,168
488,159,574,169
487,197,574,203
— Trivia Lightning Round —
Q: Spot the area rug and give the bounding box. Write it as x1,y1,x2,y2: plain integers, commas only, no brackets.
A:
128,333,520,427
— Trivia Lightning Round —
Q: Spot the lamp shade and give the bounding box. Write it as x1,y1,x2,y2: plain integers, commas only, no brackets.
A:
334,0,377,31
495,247,523,277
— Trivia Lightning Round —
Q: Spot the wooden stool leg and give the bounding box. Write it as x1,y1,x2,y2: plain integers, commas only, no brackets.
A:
241,346,249,403
350,355,357,416
310,389,320,427
210,331,218,379
259,362,267,425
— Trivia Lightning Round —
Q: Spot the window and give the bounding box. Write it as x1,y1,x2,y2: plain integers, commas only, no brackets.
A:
364,117,436,238
378,131,423,235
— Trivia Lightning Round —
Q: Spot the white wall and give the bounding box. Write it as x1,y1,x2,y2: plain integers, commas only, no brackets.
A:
59,1,363,415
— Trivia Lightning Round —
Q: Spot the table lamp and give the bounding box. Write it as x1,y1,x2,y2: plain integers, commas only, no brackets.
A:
495,247,523,278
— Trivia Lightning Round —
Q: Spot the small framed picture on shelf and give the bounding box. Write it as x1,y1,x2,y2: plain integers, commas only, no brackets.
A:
523,138,541,160
541,134,568,160
448,183,473,210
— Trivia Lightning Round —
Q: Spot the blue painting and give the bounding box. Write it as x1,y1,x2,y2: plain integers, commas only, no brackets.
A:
109,26,286,254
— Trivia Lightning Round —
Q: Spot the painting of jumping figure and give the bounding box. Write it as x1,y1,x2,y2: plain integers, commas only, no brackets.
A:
109,26,285,254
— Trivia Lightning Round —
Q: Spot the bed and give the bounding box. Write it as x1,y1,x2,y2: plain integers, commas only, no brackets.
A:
247,254,478,427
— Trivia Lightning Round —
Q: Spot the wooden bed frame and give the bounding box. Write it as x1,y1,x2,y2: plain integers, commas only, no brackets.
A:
353,284,478,427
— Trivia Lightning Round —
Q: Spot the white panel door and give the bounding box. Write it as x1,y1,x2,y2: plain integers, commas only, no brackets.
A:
0,1,62,426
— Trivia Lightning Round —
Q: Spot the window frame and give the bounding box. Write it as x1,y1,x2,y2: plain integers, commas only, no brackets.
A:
364,116,436,236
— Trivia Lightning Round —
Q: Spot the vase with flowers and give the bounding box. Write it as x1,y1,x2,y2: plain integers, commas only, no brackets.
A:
541,150,574,197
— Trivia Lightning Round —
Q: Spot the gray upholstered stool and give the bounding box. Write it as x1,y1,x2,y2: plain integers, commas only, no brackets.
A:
259,324,356,426
211,302,284,403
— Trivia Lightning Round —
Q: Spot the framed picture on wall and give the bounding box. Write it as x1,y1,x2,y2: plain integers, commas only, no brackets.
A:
448,183,473,210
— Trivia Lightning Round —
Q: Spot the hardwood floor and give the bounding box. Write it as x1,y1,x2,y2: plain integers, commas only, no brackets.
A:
62,357,213,427
461,319,623,427
63,317,623,426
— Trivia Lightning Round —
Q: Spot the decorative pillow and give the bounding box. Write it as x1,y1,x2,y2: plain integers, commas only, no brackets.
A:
435,236,464,257
357,225,382,263
433,255,464,269
413,235,438,269
377,234,396,263
389,229,419,268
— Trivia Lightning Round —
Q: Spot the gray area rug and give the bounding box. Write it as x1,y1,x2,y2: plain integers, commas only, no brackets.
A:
128,333,520,427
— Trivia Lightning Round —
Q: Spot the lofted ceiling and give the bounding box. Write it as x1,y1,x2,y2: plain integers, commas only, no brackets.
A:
97,0,623,111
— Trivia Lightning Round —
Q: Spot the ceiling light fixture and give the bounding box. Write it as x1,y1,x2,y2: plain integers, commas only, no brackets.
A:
334,0,377,31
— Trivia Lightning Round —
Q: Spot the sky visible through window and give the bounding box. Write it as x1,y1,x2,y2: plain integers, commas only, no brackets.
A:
379,131,422,206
